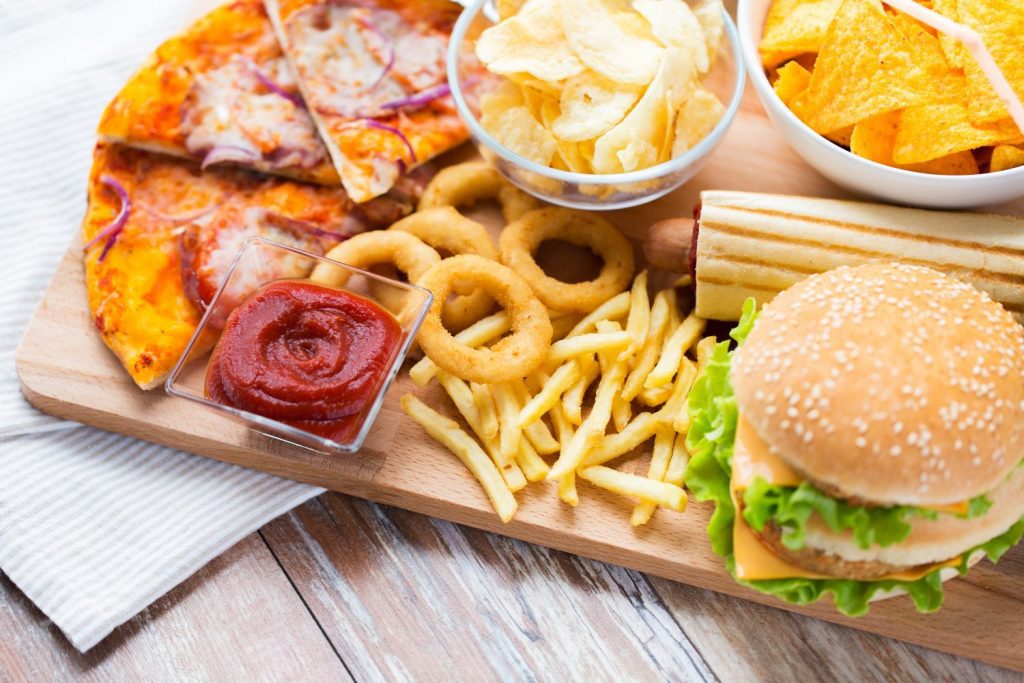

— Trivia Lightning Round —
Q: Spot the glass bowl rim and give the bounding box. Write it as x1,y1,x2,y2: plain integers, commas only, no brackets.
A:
446,0,747,186
164,235,434,454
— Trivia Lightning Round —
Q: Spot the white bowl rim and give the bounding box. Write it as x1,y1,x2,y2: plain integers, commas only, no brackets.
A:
446,0,747,186
735,0,1024,185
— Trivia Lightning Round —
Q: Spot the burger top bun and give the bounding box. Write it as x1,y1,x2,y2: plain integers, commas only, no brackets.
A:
731,263,1024,507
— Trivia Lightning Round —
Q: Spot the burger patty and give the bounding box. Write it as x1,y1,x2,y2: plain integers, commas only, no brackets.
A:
738,499,924,580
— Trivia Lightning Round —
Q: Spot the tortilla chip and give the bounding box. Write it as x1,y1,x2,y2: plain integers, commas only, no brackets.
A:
932,0,964,68
825,126,854,147
959,0,1024,125
991,145,1024,173
759,0,843,57
798,0,946,135
773,61,812,105
851,110,978,174
762,50,804,69
894,73,1024,164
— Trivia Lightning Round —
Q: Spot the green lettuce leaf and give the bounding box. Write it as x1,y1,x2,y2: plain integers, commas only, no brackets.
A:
683,298,1024,616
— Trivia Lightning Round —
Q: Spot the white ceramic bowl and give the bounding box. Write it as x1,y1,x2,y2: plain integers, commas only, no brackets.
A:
448,0,746,211
737,0,1024,209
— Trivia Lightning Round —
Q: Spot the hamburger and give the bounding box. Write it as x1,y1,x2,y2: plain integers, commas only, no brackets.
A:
685,262,1024,615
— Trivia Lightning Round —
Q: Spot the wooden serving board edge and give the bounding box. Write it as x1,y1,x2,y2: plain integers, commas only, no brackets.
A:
15,241,1024,672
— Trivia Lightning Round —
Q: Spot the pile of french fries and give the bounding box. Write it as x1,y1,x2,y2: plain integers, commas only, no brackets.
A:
401,272,713,524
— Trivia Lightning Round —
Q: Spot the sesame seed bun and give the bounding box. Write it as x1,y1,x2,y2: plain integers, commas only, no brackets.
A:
731,263,1024,507
751,466,1024,578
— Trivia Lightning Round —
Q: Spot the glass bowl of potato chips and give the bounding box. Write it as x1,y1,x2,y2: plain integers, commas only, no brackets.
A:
448,0,745,210
738,0,1024,209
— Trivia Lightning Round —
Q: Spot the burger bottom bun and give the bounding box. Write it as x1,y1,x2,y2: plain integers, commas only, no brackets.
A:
754,466,1024,578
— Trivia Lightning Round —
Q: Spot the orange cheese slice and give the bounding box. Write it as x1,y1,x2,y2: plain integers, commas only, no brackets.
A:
731,415,962,582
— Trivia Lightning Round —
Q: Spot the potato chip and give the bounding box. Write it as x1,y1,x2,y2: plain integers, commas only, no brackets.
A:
490,106,558,165
592,47,692,172
562,0,663,86
761,50,804,69
798,0,946,135
694,2,725,70
851,110,978,174
672,88,725,157
552,71,642,142
772,61,812,105
894,73,1024,164
495,0,529,20
759,0,843,57
476,2,585,82
555,137,593,173
617,131,659,172
633,0,709,74
991,145,1024,173
610,10,657,42
959,0,1024,126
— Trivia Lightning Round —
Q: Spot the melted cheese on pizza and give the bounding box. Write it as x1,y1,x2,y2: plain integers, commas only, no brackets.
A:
97,0,337,185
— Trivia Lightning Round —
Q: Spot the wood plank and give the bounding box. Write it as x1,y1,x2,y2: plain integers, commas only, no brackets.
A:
16,233,1024,672
261,494,717,682
0,534,350,682
15,81,1024,671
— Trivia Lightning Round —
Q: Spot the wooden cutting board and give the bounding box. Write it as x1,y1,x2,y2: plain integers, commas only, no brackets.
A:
16,86,1024,672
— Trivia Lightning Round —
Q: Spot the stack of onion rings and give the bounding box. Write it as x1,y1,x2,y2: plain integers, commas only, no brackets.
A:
390,206,498,330
416,254,552,383
498,207,635,313
418,161,540,224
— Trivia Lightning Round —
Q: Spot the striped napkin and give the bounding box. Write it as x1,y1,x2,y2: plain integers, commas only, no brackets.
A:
0,0,323,651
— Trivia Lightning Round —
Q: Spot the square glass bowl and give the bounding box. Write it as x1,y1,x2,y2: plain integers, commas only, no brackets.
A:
166,237,432,454
446,0,745,210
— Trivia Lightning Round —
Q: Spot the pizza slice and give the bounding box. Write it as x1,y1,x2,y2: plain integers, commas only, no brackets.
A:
98,0,338,185
83,143,427,389
264,0,487,202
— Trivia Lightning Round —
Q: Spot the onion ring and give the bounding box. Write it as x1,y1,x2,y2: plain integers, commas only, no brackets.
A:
418,161,540,224
416,255,552,383
310,231,440,314
389,206,497,330
498,207,635,313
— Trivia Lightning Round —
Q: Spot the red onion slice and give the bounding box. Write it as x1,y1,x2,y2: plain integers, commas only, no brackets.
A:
201,145,261,169
380,82,451,112
240,57,306,109
83,175,131,262
361,119,417,163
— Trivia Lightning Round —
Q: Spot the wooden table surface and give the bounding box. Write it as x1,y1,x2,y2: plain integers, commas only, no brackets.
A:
1,491,1020,681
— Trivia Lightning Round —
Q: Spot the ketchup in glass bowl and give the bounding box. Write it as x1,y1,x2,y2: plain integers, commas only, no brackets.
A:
166,237,432,453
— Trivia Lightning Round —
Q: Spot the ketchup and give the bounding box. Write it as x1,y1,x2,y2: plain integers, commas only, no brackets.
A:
205,280,402,443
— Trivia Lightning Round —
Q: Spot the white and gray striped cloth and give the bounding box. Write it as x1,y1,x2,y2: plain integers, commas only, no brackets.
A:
0,0,323,651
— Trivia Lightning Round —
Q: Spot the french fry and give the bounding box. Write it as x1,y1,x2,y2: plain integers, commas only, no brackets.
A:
551,310,585,340
656,358,698,426
695,335,718,374
637,384,672,407
619,270,650,362
491,382,522,466
516,438,550,482
621,289,671,401
664,431,690,488
566,290,631,337
549,402,579,505
549,353,629,479
644,313,707,389
581,411,659,466
408,311,512,386
437,372,526,491
470,381,499,440
546,331,631,365
562,354,599,424
577,465,687,512
517,360,580,428
612,393,632,432
401,394,518,522
511,380,560,454
630,426,676,526
557,473,579,506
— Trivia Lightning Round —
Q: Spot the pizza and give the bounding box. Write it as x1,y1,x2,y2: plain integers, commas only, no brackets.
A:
264,0,486,202
98,0,338,185
83,143,427,389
